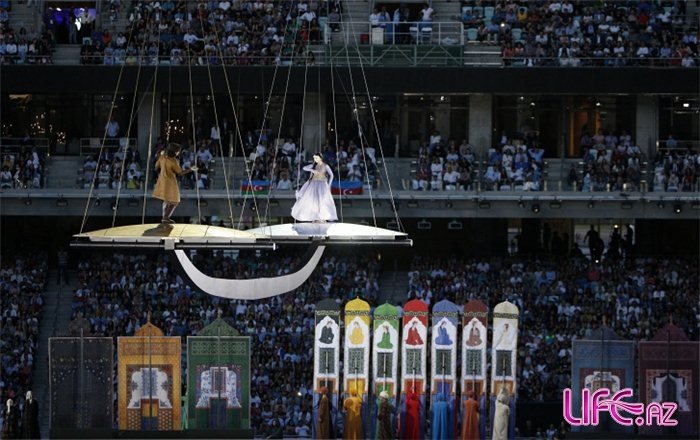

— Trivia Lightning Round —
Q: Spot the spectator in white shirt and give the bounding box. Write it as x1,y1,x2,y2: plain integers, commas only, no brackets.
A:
105,118,120,138
420,3,434,22
369,8,380,27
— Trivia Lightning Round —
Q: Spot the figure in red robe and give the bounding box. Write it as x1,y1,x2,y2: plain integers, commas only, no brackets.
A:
404,392,422,439
405,322,424,346
461,391,480,440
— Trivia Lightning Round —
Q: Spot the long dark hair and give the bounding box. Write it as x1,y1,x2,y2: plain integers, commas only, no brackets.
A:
166,143,182,158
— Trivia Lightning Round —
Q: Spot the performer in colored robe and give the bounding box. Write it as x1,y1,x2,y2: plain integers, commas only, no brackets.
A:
431,393,449,440
377,325,393,349
404,392,421,440
317,387,331,439
377,391,393,440
492,387,510,440
461,391,479,440
319,321,335,344
3,398,19,439
21,391,40,440
465,321,482,346
434,322,453,345
349,322,364,345
405,322,423,346
291,154,338,222
153,143,197,224
343,389,364,440
494,322,516,350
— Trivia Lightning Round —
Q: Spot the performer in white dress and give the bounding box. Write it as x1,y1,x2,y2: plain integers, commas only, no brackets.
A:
291,154,338,222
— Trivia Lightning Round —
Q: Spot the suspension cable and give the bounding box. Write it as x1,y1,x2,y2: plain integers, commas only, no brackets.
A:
79,18,140,234
187,47,203,223
116,23,157,226
197,13,235,226
330,59,344,222
137,31,162,225
339,9,378,228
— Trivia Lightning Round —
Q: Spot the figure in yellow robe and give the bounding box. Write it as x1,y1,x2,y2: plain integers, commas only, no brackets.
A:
317,387,331,439
349,322,364,345
153,143,196,224
343,389,364,440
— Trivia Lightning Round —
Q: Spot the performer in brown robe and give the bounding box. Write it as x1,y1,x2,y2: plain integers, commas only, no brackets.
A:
317,387,331,439
461,391,480,440
152,143,197,224
343,389,364,440
377,391,393,440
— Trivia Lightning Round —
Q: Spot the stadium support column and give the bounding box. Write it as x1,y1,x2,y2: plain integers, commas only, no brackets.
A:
302,93,327,151
635,95,658,158
137,92,161,158
468,94,493,156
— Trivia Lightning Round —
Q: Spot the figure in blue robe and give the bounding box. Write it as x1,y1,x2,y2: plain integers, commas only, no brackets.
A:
435,322,453,346
431,393,450,440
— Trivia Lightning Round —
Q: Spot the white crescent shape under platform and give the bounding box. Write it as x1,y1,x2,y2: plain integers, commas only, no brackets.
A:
173,245,326,300
247,222,412,246
71,223,273,249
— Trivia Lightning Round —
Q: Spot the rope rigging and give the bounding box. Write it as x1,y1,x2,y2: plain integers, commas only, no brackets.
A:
80,0,404,236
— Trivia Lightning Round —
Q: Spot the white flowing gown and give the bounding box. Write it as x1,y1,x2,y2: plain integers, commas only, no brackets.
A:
291,163,338,222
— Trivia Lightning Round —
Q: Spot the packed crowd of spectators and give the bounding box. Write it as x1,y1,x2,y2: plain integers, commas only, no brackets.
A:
0,142,46,190
0,254,47,411
84,0,331,66
65,240,698,435
410,131,545,191
70,249,380,436
460,0,698,67
80,146,143,190
651,136,698,192
572,128,644,192
0,1,54,65
407,251,698,402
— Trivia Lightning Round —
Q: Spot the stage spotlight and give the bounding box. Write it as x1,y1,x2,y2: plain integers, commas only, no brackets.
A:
549,200,561,209
531,203,540,213
417,219,432,230
478,201,491,210
673,202,683,213
198,199,208,207
249,202,257,212
691,201,700,209
386,220,399,231
657,200,665,209
587,200,595,209
24,197,32,206
621,201,633,209
110,200,118,211
268,199,280,207
447,220,463,230
127,198,139,207
235,200,243,207
94,197,101,207
56,197,68,207
374,201,382,208
445,201,453,208
517,199,525,208
407,200,419,209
